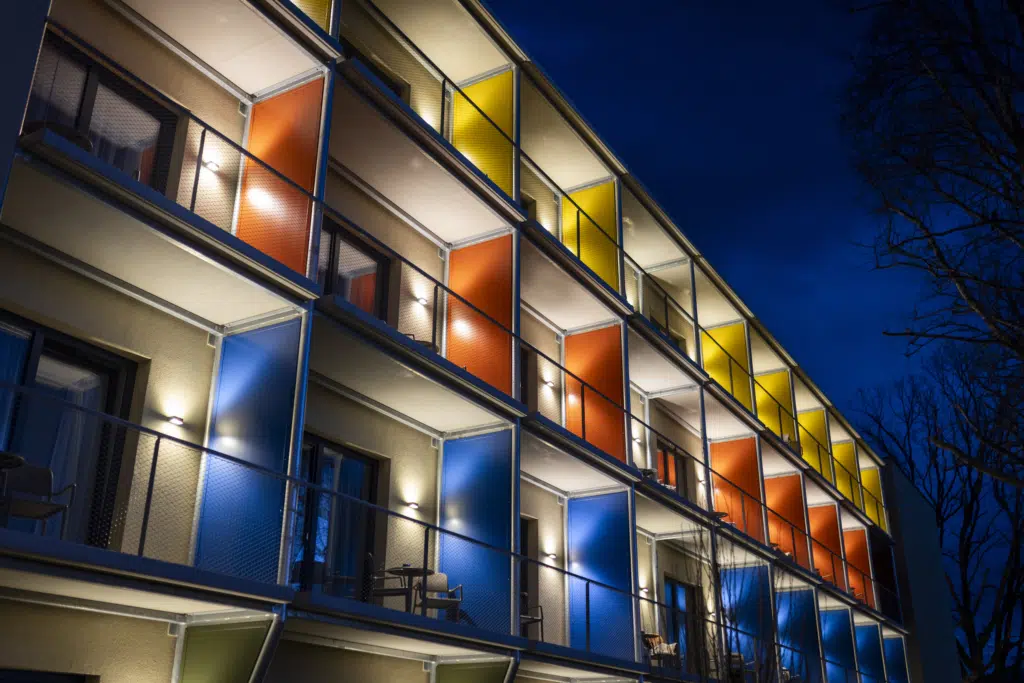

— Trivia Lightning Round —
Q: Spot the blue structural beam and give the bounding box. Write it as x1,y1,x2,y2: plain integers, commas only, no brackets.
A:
567,491,633,661
439,429,512,633
196,319,301,583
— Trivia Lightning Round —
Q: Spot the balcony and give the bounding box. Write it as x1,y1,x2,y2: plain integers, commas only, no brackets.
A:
14,20,327,291
337,0,517,203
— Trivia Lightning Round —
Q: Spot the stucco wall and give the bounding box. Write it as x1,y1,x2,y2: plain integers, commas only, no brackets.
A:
267,638,429,683
0,600,175,683
0,239,213,563
520,478,566,645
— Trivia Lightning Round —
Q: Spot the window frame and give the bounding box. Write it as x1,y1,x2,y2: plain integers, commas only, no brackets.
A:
319,217,391,320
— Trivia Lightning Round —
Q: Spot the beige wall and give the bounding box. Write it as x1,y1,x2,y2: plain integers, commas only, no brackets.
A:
304,382,438,594
520,309,561,424
0,600,175,682
637,531,656,631
0,240,213,563
630,387,647,468
520,478,566,645
267,638,428,683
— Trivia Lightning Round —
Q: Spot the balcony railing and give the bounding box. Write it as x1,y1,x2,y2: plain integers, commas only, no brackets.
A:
24,22,318,280
0,382,289,585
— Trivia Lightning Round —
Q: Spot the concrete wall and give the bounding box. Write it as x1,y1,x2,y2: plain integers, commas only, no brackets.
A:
885,467,959,683
520,309,561,423
519,478,566,645
267,638,429,683
0,239,213,563
0,600,175,683
304,382,438,587
636,531,656,631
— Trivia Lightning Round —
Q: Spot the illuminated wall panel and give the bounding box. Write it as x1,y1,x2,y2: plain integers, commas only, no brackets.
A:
860,467,887,531
764,474,810,569
452,70,514,196
446,235,513,395
843,528,875,608
776,588,823,683
755,370,794,442
561,180,619,290
833,441,861,506
237,78,324,275
820,609,856,683
797,409,832,482
884,637,910,683
808,504,846,590
701,322,752,411
565,325,625,462
856,623,886,683
711,437,764,543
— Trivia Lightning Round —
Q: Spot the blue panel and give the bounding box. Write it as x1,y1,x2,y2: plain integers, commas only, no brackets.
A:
820,609,857,683
567,491,633,660
720,565,774,671
196,319,301,583
439,430,512,633
883,638,909,683
856,624,885,683
776,589,822,683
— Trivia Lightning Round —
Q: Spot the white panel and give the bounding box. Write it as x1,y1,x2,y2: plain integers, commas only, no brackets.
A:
627,329,695,394
520,432,619,495
519,240,617,331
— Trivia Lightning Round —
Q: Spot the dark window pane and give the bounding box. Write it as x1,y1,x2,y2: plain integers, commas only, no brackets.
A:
88,83,162,187
24,42,87,130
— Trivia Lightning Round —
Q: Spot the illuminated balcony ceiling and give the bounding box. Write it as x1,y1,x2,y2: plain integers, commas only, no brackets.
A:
2,160,296,327
330,81,509,244
622,196,687,269
519,658,635,682
635,493,703,536
627,329,696,394
122,0,321,94
371,0,509,84
657,388,754,442
520,432,621,495
519,239,617,331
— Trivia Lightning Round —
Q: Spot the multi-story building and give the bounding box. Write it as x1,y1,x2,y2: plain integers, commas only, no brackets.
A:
0,1,949,681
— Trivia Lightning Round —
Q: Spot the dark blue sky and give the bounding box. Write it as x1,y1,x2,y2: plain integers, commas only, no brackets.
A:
485,0,922,414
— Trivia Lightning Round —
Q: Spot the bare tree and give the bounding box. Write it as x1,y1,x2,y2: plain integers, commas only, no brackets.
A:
859,347,1024,681
844,0,1024,484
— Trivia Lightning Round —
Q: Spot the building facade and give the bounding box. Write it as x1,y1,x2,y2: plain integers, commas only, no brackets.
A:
0,1,944,681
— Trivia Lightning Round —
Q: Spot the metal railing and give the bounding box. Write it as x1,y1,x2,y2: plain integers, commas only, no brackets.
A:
0,382,289,584
26,22,316,279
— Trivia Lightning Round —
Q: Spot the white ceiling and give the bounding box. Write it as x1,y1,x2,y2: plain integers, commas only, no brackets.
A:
806,481,836,507
0,567,241,615
627,329,695,394
520,432,620,495
750,331,787,375
634,493,700,536
519,239,617,331
330,82,508,244
622,189,685,269
830,416,853,443
371,0,508,84
657,388,754,442
519,658,634,682
123,0,319,95
762,441,799,476
309,316,503,433
841,508,865,530
648,262,693,303
3,160,295,327
654,388,702,436
521,79,610,191
793,380,822,412
284,621,486,657
694,268,740,328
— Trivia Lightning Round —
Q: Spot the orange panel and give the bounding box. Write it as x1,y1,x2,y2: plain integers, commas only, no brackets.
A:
843,528,875,608
237,78,324,274
711,438,764,543
808,505,846,590
565,325,625,462
446,235,513,395
764,474,810,569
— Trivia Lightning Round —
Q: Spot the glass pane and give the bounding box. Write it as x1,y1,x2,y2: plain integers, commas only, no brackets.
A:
316,228,332,291
25,42,87,131
0,322,31,450
335,239,381,315
88,83,162,187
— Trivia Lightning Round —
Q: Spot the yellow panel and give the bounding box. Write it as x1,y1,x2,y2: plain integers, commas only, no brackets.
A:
562,181,619,290
452,71,514,196
797,409,832,480
755,370,794,442
701,323,752,411
833,442,862,506
861,467,887,531
292,0,331,30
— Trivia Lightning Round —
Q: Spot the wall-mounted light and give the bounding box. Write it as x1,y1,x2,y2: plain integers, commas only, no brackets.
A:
633,435,642,444
640,587,649,595
546,553,557,560
417,297,429,306
544,379,555,388
168,416,185,427
202,158,220,172
406,501,420,510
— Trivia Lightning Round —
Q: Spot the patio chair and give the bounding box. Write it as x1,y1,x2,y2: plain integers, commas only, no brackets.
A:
414,572,463,621
5,464,75,539
642,633,680,670
363,553,411,607
519,592,545,640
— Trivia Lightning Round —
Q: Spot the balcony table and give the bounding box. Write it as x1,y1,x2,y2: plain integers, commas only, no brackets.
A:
386,566,434,612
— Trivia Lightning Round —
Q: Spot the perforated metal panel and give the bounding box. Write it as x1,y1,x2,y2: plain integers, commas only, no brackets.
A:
451,70,514,196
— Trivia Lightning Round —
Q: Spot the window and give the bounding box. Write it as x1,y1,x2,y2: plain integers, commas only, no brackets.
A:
23,34,179,193
664,576,703,675
318,219,390,318
293,434,380,600
655,440,691,500
0,311,135,548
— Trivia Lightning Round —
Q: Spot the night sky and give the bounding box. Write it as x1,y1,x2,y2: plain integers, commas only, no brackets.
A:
484,0,923,414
